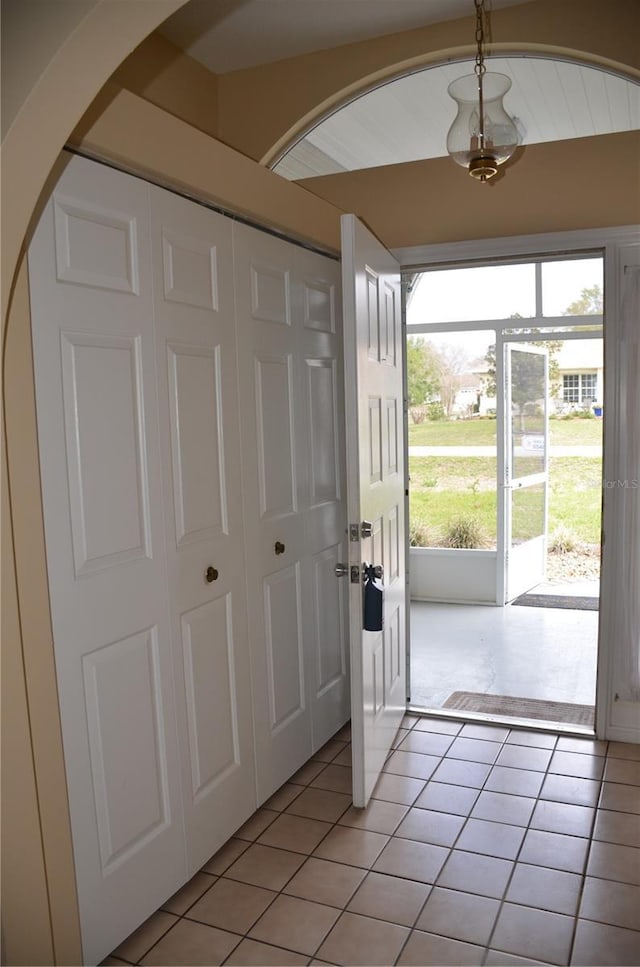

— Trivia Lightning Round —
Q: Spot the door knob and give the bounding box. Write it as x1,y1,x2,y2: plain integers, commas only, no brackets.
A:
205,566,219,583
334,563,349,577
274,541,285,555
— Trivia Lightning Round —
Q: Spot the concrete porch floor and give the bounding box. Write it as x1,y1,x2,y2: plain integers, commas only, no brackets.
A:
409,596,599,713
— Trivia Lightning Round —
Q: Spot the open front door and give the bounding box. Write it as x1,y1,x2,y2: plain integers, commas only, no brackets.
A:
501,343,549,603
341,215,406,807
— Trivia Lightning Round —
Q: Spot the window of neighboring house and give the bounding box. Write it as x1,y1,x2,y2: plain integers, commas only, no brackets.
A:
563,372,597,404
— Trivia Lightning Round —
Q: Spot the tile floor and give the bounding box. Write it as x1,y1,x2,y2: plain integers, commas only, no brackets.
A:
104,716,640,967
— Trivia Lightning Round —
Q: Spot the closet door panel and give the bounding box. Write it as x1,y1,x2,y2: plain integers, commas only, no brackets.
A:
28,156,186,966
234,224,313,801
150,187,256,871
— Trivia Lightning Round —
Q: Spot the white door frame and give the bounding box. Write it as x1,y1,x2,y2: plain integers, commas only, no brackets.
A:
396,224,640,739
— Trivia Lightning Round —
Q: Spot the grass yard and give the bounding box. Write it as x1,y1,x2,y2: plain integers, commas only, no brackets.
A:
409,455,602,547
408,416,603,447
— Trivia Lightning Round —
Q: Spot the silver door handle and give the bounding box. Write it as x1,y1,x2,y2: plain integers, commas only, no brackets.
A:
334,563,349,577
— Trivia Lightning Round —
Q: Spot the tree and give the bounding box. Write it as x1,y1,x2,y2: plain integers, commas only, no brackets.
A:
406,337,440,407
435,344,468,417
563,284,603,316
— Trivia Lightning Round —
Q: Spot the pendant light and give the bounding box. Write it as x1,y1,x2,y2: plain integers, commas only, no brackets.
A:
446,0,518,181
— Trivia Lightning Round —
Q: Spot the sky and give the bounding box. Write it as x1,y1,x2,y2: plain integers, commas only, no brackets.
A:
407,256,603,357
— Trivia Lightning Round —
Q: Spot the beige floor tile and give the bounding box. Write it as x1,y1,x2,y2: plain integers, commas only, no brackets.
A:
495,745,553,772
112,911,178,962
571,919,640,966
549,751,604,780
413,718,462,735
224,843,305,890
506,730,557,750
347,871,431,926
186,877,276,934
140,919,239,966
415,781,479,816
395,807,464,847
587,840,640,885
202,838,249,875
371,772,426,805
579,875,640,930
397,730,454,756
530,799,595,837
416,887,499,946
338,798,408,834
335,723,351,742
249,894,340,956
506,863,583,916
236,808,280,841
459,723,510,742
519,828,589,874
372,836,448,883
100,958,130,966
332,745,352,767
491,903,574,965
285,787,352,823
310,764,353,794
485,766,544,798
283,857,366,907
485,951,553,966
431,758,492,789
383,750,440,780
224,937,310,965
608,741,640,762
456,817,526,860
540,773,600,807
292,760,327,785
161,872,216,915
313,825,389,868
313,739,348,763
257,813,332,854
397,929,484,965
402,714,420,728
556,736,607,756
317,911,409,966
393,728,411,749
593,808,640,847
599,781,640,814
265,783,305,812
604,758,640,786
446,737,502,765
471,790,536,827
437,849,513,899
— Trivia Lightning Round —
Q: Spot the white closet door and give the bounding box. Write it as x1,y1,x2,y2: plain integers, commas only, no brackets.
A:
234,224,313,800
28,156,186,965
297,247,350,748
149,187,257,870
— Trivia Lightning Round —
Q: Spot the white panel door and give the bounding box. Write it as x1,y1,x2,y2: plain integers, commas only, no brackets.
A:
28,156,186,965
234,224,313,801
150,187,257,871
341,214,407,808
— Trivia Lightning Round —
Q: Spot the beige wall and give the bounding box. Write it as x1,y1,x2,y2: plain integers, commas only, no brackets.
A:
298,131,640,250
2,1,639,962
216,0,640,163
111,32,219,139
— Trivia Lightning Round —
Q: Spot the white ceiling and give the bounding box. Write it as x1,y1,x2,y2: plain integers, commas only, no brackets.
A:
274,56,640,179
159,0,525,74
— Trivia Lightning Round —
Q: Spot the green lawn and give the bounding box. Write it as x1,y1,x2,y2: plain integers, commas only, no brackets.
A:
409,454,602,546
408,416,602,447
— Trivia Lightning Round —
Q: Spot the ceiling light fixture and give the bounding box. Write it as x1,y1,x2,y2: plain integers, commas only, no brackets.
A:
446,0,518,181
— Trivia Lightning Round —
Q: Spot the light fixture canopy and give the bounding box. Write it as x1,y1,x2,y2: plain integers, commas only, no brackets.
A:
446,0,519,181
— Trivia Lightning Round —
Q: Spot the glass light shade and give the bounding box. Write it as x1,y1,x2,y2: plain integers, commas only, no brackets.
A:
447,72,519,180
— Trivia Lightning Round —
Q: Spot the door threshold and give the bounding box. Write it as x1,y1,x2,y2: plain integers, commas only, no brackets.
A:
406,703,596,738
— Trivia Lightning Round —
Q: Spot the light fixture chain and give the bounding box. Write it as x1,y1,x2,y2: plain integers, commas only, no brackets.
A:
474,0,486,77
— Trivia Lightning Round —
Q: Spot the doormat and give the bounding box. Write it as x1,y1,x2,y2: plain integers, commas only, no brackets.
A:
512,593,599,611
442,691,595,727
